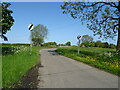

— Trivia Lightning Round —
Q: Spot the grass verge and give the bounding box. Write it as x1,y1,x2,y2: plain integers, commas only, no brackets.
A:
56,47,119,76
2,46,41,88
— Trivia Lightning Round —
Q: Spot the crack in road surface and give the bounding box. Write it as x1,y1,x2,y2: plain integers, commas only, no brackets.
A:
37,48,118,88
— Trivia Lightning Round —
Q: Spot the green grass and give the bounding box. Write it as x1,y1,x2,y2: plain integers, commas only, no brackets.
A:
2,46,41,88
56,47,119,76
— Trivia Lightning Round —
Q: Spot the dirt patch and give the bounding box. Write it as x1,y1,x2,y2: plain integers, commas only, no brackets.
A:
13,62,43,89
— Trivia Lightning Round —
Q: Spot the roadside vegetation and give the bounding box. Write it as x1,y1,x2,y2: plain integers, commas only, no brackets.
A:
1,1,120,88
2,45,41,88
56,47,119,76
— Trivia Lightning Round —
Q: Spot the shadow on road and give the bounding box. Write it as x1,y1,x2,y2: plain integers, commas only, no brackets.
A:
48,50,59,56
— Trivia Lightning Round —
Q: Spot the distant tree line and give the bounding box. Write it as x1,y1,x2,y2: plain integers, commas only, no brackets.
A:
43,42,57,47
58,41,71,46
2,43,30,47
42,41,71,47
80,35,116,49
81,41,116,49
43,40,116,49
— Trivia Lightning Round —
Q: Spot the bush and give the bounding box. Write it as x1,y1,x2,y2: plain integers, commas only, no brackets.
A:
43,42,57,47
1,47,20,55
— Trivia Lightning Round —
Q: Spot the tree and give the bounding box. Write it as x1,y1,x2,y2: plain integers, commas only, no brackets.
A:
81,35,93,47
0,2,14,41
31,24,48,46
81,35,93,43
89,41,96,47
109,44,116,49
102,42,109,48
65,41,71,46
43,42,57,47
95,41,102,47
61,1,120,51
32,38,44,46
58,44,65,46
82,41,90,47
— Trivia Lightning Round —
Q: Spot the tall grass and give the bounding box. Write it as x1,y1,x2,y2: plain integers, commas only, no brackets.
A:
2,46,41,88
56,47,119,76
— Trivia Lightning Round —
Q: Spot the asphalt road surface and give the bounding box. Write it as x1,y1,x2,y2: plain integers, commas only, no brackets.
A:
37,48,118,88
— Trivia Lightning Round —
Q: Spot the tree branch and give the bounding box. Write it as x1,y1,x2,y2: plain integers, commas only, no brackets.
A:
93,4,105,13
99,17,109,24
111,2,118,8
78,2,100,7
79,2,118,9
108,17,120,20
113,24,119,33
0,34,8,41
102,2,118,8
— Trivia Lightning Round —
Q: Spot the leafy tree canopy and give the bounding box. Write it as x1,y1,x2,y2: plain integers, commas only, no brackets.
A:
95,41,102,47
81,35,93,43
0,2,14,41
65,41,71,46
61,1,120,50
31,24,48,46
43,42,57,46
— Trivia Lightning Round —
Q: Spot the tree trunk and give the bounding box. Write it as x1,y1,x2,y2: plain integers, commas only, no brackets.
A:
117,1,120,51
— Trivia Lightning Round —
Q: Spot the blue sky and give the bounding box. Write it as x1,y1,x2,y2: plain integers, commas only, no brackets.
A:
1,2,117,45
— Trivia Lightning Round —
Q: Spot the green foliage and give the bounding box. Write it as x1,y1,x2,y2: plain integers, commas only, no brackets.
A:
58,44,66,46
31,24,48,46
89,41,95,47
0,2,14,41
61,2,119,39
56,47,119,76
1,47,20,55
81,40,116,49
61,2,120,50
43,42,57,47
102,42,109,48
95,41,111,48
65,41,71,46
81,35,93,43
32,38,44,46
80,35,93,47
2,43,30,47
81,41,90,47
109,44,116,49
2,46,41,88
95,41,102,47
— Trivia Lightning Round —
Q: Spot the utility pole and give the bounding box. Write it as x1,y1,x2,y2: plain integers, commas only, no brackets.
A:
77,35,82,54
28,23,34,55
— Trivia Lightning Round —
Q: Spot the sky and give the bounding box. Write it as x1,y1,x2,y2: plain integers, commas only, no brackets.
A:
2,0,118,2
0,2,117,45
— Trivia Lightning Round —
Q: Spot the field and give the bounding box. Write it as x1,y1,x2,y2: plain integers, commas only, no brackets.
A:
2,46,41,88
1,45,119,88
56,47,119,76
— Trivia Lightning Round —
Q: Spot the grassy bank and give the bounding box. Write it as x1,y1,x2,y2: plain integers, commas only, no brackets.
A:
2,46,41,88
56,47,119,76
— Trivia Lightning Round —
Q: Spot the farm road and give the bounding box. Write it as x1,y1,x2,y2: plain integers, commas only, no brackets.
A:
37,48,118,88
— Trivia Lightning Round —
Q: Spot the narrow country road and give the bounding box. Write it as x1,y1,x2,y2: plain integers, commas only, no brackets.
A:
37,48,118,88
